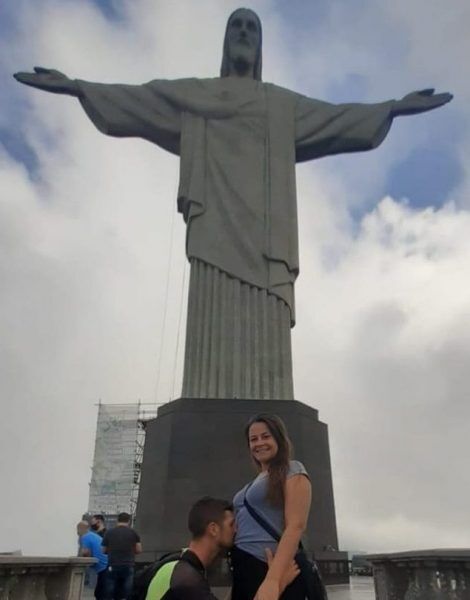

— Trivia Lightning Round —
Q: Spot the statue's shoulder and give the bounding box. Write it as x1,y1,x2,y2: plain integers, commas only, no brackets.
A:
146,77,201,88
169,77,298,96
264,82,301,102
264,81,294,94
265,82,327,107
261,82,302,111
143,77,218,99
149,77,227,92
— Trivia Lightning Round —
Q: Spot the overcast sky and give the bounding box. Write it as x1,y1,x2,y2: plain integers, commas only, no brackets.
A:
1,0,469,556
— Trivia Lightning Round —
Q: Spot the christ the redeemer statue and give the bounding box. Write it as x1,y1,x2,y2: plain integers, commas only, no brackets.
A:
15,8,452,401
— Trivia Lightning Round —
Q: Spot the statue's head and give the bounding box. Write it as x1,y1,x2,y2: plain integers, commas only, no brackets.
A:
220,8,262,80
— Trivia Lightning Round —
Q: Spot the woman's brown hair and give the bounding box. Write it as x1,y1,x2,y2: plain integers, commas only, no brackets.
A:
245,413,292,506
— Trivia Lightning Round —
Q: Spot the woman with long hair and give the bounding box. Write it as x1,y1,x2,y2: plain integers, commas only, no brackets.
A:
231,414,312,600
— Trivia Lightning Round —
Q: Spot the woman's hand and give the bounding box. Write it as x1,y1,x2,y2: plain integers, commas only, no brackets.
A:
254,577,280,600
265,548,300,593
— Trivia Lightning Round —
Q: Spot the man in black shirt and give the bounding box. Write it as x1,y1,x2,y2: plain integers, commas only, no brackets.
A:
103,512,142,600
144,497,298,600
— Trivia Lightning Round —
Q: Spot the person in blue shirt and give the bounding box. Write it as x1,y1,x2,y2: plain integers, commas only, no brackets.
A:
77,520,109,600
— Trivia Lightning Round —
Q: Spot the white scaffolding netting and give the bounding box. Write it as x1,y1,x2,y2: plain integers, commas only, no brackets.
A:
88,404,141,515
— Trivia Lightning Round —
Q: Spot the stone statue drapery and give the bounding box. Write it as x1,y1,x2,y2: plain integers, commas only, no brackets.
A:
13,5,452,400
77,76,394,399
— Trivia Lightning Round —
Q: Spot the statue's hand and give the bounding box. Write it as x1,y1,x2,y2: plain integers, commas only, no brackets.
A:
13,67,80,96
393,88,453,117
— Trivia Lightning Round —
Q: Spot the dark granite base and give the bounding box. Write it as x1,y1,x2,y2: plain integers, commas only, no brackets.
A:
134,398,339,561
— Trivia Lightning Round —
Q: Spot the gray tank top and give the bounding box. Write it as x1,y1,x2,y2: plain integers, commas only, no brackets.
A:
233,460,308,562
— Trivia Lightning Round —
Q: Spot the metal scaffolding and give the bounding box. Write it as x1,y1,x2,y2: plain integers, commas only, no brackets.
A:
88,402,159,519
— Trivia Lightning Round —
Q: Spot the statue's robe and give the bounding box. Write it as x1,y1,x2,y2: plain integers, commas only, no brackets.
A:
77,77,394,399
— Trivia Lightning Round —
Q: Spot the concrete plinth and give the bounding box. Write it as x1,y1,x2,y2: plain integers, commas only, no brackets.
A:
135,397,339,562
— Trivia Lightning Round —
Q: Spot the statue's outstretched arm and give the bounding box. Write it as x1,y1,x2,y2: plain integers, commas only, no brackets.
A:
13,67,81,97
13,69,183,151
392,88,453,117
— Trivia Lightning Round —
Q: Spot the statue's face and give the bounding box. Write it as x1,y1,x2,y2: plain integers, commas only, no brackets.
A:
226,8,260,70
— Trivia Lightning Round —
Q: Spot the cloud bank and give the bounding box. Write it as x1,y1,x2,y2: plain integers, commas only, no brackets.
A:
1,0,469,554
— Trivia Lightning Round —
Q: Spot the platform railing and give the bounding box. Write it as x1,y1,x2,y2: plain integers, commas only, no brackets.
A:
0,556,95,600
366,549,470,600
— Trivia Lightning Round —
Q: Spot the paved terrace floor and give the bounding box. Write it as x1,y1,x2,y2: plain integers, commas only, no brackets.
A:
327,577,375,599
83,576,375,599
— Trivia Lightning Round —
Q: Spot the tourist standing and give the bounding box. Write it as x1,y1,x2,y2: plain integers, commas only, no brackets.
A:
102,512,142,600
91,514,107,538
77,520,109,600
231,414,311,600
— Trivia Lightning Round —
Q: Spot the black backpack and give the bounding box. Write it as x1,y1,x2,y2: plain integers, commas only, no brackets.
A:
131,550,184,600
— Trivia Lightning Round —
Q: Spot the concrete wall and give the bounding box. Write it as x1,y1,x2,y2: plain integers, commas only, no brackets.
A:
0,556,94,600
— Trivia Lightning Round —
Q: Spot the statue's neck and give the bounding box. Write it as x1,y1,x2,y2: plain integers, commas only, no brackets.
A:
227,58,255,79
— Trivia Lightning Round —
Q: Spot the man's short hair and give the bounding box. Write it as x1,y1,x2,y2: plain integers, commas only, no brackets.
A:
188,497,233,539
92,514,105,522
117,512,131,523
77,520,90,533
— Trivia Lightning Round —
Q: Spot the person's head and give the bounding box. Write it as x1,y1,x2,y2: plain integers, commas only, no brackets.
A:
91,514,105,532
117,512,131,526
220,8,262,80
188,497,235,549
245,414,293,505
76,520,90,537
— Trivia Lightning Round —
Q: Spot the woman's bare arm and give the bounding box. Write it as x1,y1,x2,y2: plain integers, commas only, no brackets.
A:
255,474,312,600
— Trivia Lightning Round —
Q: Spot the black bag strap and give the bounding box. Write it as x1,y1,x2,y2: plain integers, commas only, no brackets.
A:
243,481,304,550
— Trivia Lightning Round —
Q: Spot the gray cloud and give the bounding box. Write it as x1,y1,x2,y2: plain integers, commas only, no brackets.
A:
1,0,469,555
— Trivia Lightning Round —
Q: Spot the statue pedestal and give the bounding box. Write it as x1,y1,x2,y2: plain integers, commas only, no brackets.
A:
135,397,338,560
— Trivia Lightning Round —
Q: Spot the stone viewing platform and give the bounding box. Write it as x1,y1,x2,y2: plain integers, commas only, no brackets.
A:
326,577,376,599
12,551,470,600
1,557,374,600
0,555,95,599
81,575,375,599
366,549,470,600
